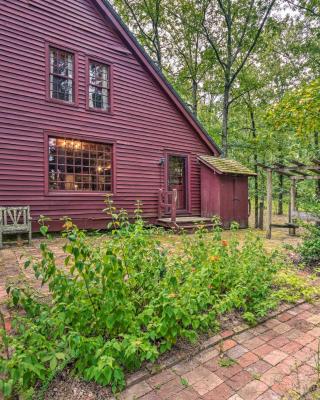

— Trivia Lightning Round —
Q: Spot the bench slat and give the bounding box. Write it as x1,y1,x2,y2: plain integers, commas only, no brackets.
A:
0,206,32,248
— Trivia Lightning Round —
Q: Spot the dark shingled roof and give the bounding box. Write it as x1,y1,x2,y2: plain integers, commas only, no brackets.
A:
198,155,256,176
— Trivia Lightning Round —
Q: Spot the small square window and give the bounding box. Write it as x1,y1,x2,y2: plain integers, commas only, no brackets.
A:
88,61,110,111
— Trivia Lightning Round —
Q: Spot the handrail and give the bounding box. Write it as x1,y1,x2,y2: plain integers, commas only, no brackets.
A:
158,188,177,223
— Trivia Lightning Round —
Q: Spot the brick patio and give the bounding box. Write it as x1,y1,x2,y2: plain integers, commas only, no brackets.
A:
0,238,67,317
119,302,320,400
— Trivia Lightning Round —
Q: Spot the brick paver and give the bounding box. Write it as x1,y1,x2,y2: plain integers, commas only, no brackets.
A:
1,243,320,400
123,302,320,399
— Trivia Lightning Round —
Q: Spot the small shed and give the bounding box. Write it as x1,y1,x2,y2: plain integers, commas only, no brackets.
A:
198,156,256,228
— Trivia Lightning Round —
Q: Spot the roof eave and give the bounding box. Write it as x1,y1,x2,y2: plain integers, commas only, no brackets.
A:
198,157,223,174
198,156,257,176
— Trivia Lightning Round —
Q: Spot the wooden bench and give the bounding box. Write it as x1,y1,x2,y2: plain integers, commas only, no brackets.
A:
0,206,32,248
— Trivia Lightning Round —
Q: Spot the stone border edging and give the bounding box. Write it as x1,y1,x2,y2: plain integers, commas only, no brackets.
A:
124,299,308,389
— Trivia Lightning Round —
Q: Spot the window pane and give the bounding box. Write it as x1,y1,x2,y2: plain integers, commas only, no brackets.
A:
50,48,73,77
89,61,109,110
89,62,108,86
89,85,108,110
50,76,73,102
50,47,74,102
49,137,112,192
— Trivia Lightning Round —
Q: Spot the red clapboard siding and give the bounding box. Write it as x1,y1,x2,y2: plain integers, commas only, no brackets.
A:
0,0,219,230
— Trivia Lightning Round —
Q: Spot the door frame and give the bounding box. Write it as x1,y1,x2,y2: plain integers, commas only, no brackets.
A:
164,151,191,214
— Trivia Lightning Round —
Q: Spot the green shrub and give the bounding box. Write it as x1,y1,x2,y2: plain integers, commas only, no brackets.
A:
0,202,287,398
299,222,320,266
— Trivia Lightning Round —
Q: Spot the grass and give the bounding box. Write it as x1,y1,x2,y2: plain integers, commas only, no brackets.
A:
2,213,305,306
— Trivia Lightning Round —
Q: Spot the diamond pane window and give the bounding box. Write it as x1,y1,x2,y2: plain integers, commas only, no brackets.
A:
48,137,112,192
89,61,110,110
49,48,74,102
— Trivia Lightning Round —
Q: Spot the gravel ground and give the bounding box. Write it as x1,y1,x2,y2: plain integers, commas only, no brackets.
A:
44,369,113,400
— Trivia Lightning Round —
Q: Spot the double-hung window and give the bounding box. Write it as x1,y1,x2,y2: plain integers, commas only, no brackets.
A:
88,61,110,111
49,47,74,103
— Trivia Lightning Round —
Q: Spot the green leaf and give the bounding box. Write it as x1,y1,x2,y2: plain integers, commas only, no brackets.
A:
50,357,57,371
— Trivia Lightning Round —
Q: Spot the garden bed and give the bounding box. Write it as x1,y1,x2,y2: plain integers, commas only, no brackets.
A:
0,208,318,399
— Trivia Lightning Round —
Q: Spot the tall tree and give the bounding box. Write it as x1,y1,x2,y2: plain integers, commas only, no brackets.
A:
201,0,277,156
112,0,165,70
165,0,209,116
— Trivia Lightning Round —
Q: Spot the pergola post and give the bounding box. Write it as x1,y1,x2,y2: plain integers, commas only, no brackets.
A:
289,179,296,236
266,168,272,239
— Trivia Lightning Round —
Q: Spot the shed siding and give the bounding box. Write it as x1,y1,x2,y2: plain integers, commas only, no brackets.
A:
0,0,217,229
200,165,220,218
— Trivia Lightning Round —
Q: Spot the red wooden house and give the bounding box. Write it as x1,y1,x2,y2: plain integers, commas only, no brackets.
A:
0,0,254,231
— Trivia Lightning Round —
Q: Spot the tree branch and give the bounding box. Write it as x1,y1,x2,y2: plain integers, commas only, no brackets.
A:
230,0,277,86
231,0,255,64
228,86,257,105
122,0,154,45
286,0,320,17
217,0,230,27
202,23,227,71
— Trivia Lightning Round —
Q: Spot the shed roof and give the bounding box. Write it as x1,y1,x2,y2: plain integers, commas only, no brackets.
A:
198,155,256,176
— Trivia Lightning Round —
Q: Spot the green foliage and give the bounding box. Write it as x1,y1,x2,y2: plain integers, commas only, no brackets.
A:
218,357,236,368
0,203,308,398
268,79,320,138
299,222,320,266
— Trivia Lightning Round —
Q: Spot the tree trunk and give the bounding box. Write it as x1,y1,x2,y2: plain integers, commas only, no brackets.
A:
315,131,320,198
222,83,230,157
277,174,284,215
155,33,162,71
249,107,259,228
254,157,259,228
192,80,198,116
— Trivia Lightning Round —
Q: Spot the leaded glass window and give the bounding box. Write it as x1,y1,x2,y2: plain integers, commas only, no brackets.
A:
89,61,109,110
48,137,112,192
49,48,74,102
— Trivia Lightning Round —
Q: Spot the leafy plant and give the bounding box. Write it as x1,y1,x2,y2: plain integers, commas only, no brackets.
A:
298,222,320,267
218,357,236,368
0,201,307,398
180,377,189,387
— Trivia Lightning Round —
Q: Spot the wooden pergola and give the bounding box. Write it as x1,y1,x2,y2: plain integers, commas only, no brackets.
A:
258,160,320,238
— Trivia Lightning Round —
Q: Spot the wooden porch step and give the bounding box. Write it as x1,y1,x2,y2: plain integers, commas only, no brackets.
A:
158,216,212,224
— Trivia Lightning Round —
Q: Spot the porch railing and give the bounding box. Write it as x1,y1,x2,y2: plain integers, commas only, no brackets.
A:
158,188,178,223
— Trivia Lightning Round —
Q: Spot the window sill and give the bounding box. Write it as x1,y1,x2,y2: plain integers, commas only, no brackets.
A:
86,106,113,115
46,97,79,108
45,190,114,196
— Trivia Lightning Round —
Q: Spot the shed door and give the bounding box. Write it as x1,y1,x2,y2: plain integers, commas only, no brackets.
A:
168,155,187,211
233,177,248,227
233,178,240,220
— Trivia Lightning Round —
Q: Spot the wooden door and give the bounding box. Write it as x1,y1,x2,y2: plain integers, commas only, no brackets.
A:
168,155,187,211
233,176,248,227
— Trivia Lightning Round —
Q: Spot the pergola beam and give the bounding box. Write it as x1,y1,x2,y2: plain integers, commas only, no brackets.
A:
291,175,320,180
290,160,306,167
274,165,320,173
